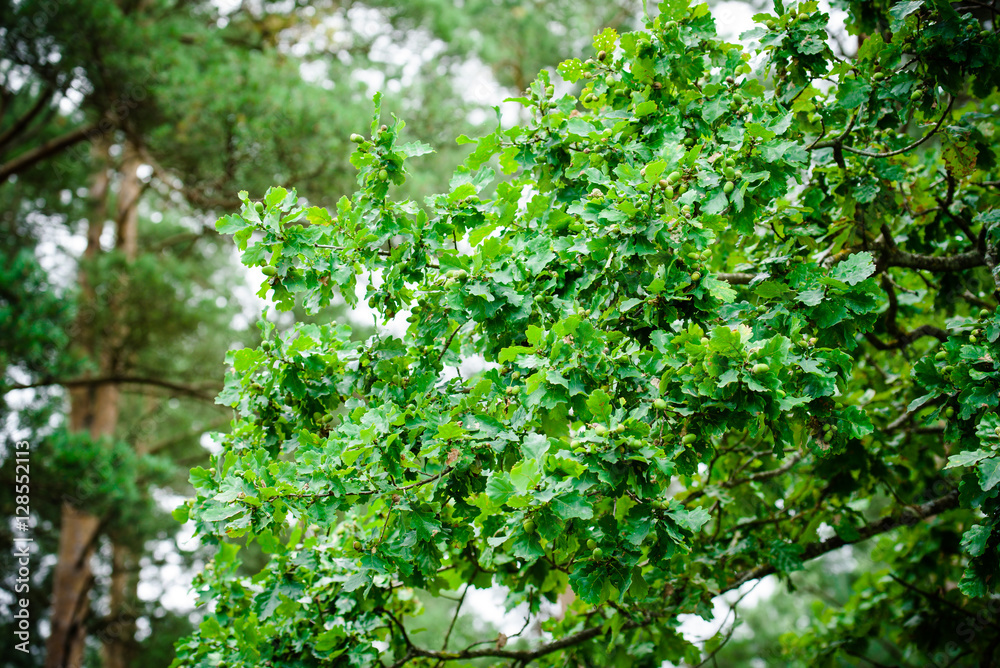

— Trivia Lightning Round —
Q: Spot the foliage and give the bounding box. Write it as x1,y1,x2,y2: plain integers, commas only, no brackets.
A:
181,0,1000,665
3,0,662,664
0,245,77,399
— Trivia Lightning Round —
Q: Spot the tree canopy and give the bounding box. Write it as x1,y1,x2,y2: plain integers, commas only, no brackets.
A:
0,2,647,666
176,0,1000,666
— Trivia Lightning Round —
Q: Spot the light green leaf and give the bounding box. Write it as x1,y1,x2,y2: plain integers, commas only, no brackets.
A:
830,252,875,286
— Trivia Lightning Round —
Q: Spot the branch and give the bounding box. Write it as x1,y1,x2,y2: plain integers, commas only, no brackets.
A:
841,97,954,158
810,105,861,151
717,272,756,285
289,467,454,501
809,97,953,159
0,86,54,151
436,321,467,365
722,452,804,489
869,241,985,273
864,324,949,350
0,122,99,182
441,578,473,652
4,375,220,402
377,491,959,665
725,489,960,593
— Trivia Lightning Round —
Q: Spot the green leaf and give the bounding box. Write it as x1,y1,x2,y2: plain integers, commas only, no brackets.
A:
978,457,1000,491
961,523,992,558
586,388,614,423
399,141,434,158
436,421,468,441
703,275,737,303
889,0,924,31
486,473,516,505
946,449,992,469
201,503,243,522
551,491,594,521
216,214,247,235
836,78,872,109
830,252,875,286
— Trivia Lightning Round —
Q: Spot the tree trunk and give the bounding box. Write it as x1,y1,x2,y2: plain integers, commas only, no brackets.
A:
100,140,144,668
100,543,138,668
47,138,143,668
46,138,112,668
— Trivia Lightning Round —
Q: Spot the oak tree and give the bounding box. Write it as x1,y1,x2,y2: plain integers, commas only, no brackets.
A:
178,1,1000,665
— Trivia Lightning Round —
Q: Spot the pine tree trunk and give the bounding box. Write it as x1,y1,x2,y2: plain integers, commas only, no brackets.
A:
47,139,143,668
100,140,144,668
46,139,110,668
100,543,137,668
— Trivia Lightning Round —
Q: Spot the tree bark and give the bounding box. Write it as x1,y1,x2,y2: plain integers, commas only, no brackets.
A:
100,544,138,668
101,141,143,668
45,139,113,668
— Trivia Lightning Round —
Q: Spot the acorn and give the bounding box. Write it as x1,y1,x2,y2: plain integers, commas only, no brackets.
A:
350,133,364,143
262,266,277,276
682,433,697,445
